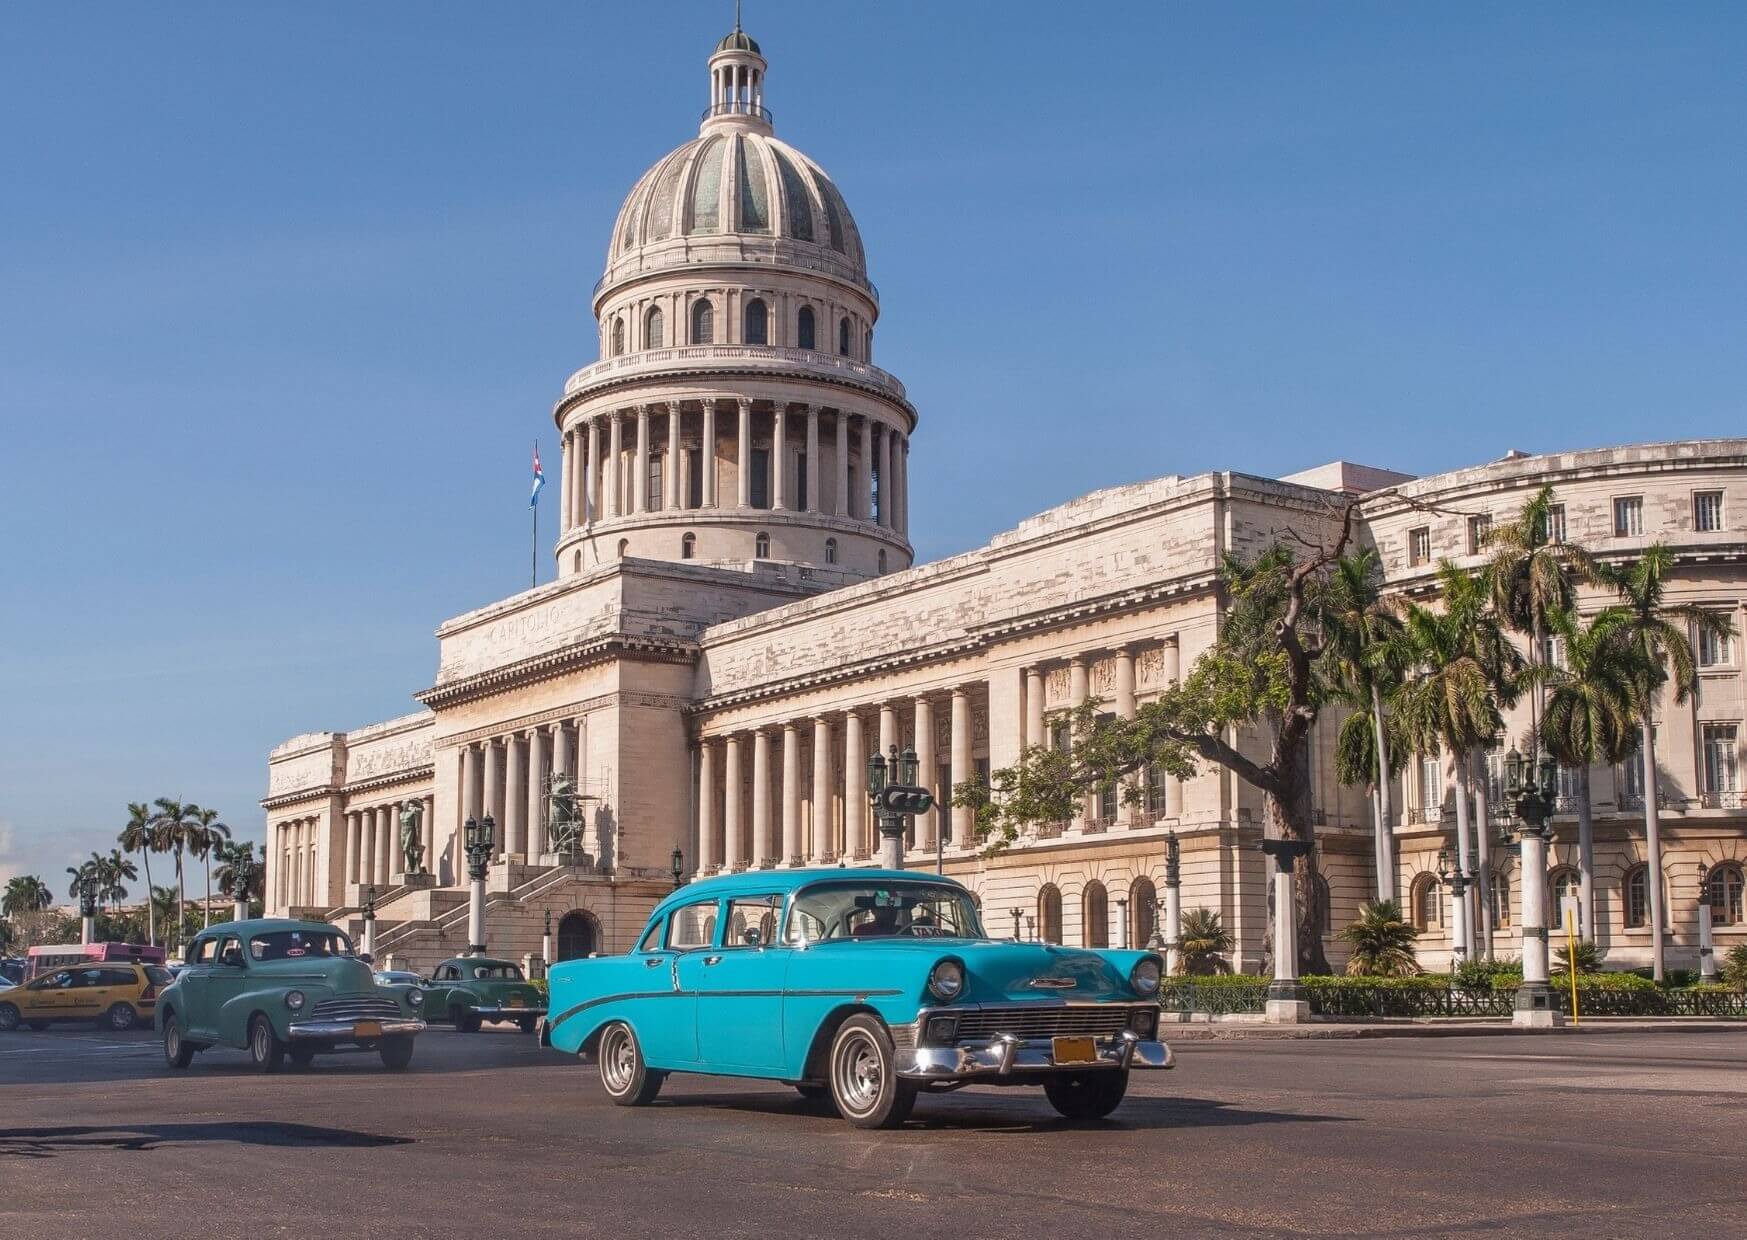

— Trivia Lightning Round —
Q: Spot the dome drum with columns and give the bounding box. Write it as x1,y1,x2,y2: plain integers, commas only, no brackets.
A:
554,28,911,580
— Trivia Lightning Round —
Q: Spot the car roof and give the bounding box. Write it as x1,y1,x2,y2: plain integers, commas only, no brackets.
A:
190,918,340,940
444,956,517,968
647,867,967,921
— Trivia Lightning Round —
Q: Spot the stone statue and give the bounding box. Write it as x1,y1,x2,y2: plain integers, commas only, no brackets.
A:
547,772,582,855
399,800,426,875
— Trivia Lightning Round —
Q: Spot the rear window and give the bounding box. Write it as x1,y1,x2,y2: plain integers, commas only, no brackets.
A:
100,968,137,987
145,967,174,986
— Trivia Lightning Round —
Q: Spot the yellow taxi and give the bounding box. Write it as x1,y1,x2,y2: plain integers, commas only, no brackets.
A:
0,962,173,1032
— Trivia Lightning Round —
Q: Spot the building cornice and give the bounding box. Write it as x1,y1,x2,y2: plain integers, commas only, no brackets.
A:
417,633,697,711
342,765,436,799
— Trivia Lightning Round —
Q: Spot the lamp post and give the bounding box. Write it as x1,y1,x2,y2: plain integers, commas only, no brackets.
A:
1697,863,1719,983
1009,907,1023,941
361,884,378,960
1162,831,1182,975
464,815,496,956
1258,838,1312,1023
866,744,933,871
671,848,685,889
1504,746,1562,1027
1116,896,1130,950
541,909,553,977
78,872,98,946
1436,844,1470,971
231,852,259,922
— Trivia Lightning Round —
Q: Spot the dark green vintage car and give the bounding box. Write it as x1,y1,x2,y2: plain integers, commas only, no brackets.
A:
420,957,545,1033
155,919,426,1071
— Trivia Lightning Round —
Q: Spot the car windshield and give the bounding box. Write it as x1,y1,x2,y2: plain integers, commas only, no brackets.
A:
471,964,522,980
787,882,984,943
248,930,354,962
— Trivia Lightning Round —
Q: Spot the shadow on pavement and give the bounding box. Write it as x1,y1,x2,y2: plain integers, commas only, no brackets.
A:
0,1122,415,1159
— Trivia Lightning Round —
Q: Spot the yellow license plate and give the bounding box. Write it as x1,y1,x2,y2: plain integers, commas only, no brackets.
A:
506,996,524,1007
1052,1036,1098,1065
352,1020,383,1039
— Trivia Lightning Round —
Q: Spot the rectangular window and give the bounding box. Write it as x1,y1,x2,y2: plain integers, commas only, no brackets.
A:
1146,762,1169,815
1419,754,1442,813
1467,514,1491,555
687,448,703,508
795,452,808,510
1541,635,1567,671
1694,490,1724,532
1048,718,1071,752
666,901,717,949
1698,618,1733,668
1613,495,1643,537
647,455,663,509
1544,503,1567,544
1703,724,1739,793
1408,526,1431,566
750,448,770,509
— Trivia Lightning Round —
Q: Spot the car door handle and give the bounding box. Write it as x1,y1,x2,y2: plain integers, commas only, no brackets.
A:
644,957,666,968
702,955,722,966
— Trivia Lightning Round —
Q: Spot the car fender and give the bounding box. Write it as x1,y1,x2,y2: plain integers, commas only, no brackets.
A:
545,957,660,1058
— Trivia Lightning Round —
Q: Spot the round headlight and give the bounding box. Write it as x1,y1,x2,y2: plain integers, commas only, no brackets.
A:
406,987,424,1008
1129,957,1162,997
926,958,965,1003
284,990,306,1012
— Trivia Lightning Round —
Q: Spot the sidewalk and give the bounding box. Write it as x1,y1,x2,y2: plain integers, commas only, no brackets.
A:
1164,1016,1747,1040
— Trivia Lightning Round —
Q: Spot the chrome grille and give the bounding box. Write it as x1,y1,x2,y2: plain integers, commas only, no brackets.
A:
953,1005,1137,1041
308,997,401,1022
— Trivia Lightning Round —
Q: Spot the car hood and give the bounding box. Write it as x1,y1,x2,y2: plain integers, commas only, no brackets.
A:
807,938,1151,1002
252,956,378,993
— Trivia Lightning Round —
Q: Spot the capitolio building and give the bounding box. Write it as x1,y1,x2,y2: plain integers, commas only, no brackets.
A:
264,25,1747,975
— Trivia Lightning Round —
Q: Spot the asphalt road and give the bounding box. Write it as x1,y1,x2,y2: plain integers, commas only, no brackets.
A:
4,1025,1746,1238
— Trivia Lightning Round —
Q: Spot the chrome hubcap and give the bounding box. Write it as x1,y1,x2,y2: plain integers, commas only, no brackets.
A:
253,1026,268,1059
601,1027,636,1093
834,1031,883,1114
166,1025,179,1055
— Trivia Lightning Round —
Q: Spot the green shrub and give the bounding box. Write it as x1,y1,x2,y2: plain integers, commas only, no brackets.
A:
1453,957,1521,989
1552,939,1602,974
1159,973,1266,990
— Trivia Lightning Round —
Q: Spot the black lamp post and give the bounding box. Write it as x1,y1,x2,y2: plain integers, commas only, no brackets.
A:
671,847,685,888
78,872,98,945
360,883,377,960
1009,906,1023,941
866,743,932,869
464,815,496,955
1503,745,1561,1024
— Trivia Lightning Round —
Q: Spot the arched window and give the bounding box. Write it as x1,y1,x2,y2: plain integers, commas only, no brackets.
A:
1549,868,1580,930
1706,863,1745,927
1037,884,1062,944
617,538,629,559
797,305,816,351
645,305,664,350
611,316,626,356
838,315,851,356
744,298,768,345
1082,880,1109,948
877,549,887,574
690,299,714,345
572,551,581,572
1313,874,1332,936
1409,873,1441,931
1130,877,1157,948
555,910,599,962
681,532,696,560
754,532,770,558
824,537,837,565
1623,865,1649,928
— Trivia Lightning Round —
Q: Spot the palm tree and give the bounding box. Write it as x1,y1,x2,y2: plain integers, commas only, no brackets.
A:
1539,608,1641,941
4,874,54,917
149,885,179,944
1324,548,1407,902
1176,907,1234,976
1593,544,1737,981
189,806,231,929
1481,483,1598,721
118,801,162,945
104,849,137,910
1393,562,1524,963
1340,899,1421,976
151,798,200,950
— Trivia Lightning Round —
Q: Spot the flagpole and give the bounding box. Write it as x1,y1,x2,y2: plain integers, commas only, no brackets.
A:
531,438,538,590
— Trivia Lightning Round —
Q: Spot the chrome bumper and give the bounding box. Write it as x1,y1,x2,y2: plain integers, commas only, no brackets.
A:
897,1030,1173,1080
287,1018,426,1041
470,1007,545,1019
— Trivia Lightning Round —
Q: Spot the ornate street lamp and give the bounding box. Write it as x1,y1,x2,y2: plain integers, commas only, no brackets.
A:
866,743,932,870
1160,831,1182,967
78,872,99,946
464,815,496,956
1436,842,1470,969
1116,896,1130,950
1697,862,1719,982
671,847,686,889
360,884,378,960
1009,906,1023,941
540,908,553,977
1503,745,1562,1026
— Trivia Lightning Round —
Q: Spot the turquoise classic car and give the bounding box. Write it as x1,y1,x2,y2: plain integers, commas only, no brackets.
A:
544,869,1172,1128
155,919,427,1072
419,956,546,1032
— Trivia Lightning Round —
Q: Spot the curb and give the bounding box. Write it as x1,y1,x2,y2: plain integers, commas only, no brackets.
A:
1165,1019,1747,1041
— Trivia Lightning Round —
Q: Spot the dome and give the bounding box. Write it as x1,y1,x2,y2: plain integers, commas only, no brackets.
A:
716,30,760,54
605,129,867,279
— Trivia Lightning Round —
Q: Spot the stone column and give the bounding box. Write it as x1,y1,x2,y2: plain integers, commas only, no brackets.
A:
834,410,849,516
950,687,972,847
633,405,650,514
585,417,600,525
552,722,572,794
772,404,788,510
665,401,681,510
1025,668,1045,750
781,723,802,863
505,732,526,861
375,805,392,887
1115,647,1138,825
344,811,360,886
894,433,907,537
723,735,744,870
560,430,574,532
879,703,898,762
736,399,753,508
880,424,894,528
608,410,624,519
804,405,820,513
844,712,866,860
697,742,719,874
1069,656,1091,830
483,739,503,857
360,811,375,887
752,730,773,866
702,398,719,508
421,795,435,873
859,416,874,520
812,717,834,862
526,728,547,859
914,697,936,851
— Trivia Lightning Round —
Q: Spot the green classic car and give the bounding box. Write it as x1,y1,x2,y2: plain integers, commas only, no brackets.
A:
420,957,545,1033
155,919,427,1072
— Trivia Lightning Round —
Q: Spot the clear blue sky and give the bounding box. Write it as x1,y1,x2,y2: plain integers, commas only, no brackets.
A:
2,2,1743,894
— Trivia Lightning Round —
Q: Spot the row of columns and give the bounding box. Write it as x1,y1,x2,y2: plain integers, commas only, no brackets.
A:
274,815,322,911
558,401,909,535
455,718,588,869
340,796,435,890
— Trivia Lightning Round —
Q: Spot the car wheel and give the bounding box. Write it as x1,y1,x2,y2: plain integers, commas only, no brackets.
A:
288,1046,317,1068
104,1003,138,1032
455,1008,481,1034
0,1003,19,1032
1043,1070,1129,1122
247,1014,285,1073
163,1012,195,1070
379,1035,415,1070
828,1015,916,1130
597,1021,663,1106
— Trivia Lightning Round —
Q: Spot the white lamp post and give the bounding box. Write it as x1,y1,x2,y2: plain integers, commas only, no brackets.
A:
464,815,496,956
1260,838,1312,1024
1504,747,1562,1028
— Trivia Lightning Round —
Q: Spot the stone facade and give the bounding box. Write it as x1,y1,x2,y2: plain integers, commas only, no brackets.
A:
262,28,1747,977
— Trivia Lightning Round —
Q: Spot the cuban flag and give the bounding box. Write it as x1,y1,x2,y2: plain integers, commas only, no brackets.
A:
529,443,546,508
